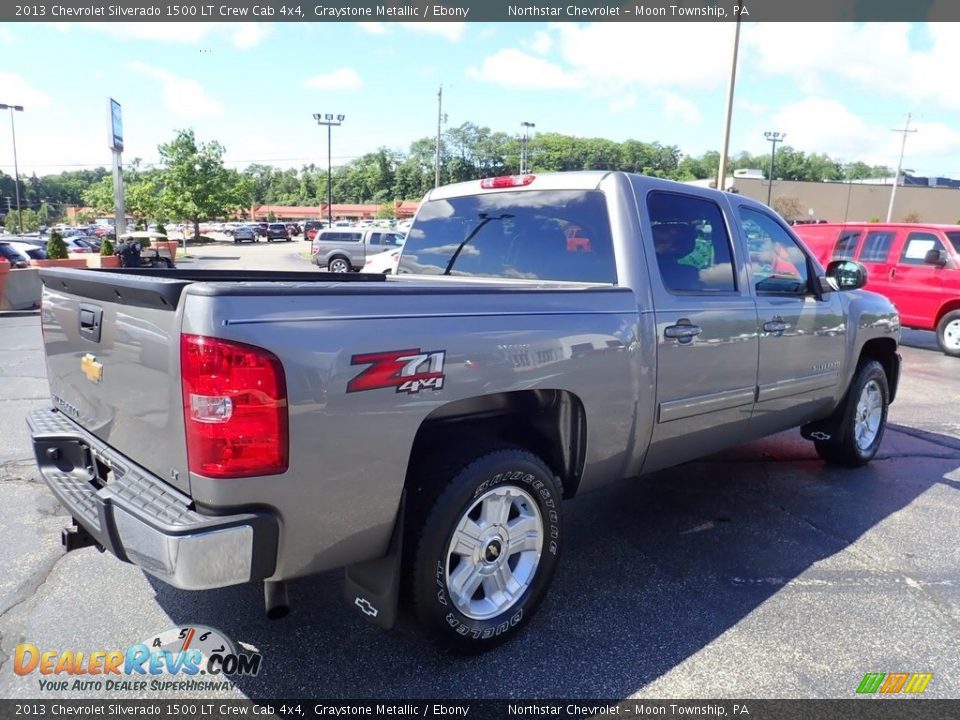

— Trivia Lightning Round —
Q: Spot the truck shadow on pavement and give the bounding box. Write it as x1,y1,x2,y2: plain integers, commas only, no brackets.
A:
149,426,960,699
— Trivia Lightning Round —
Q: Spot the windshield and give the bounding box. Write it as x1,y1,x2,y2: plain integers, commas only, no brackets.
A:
398,190,616,283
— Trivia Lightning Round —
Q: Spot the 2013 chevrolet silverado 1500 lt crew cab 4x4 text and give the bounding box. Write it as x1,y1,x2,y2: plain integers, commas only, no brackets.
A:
28,172,900,652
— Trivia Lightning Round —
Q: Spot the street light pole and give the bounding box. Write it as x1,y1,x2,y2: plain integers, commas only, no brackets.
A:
313,113,344,228
763,130,785,207
520,121,535,174
0,103,25,235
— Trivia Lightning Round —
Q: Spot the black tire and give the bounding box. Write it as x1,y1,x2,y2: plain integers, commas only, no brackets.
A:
328,257,351,273
409,448,562,653
935,310,960,357
814,360,889,467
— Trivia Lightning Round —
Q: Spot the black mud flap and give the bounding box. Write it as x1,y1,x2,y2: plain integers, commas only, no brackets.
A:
343,492,405,630
801,412,844,443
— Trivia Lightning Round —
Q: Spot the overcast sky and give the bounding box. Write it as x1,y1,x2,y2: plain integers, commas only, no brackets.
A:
2,21,957,179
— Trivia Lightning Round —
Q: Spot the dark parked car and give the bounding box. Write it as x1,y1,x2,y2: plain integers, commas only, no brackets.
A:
0,242,30,268
303,220,325,241
266,223,290,242
285,223,302,237
255,222,269,238
232,225,259,244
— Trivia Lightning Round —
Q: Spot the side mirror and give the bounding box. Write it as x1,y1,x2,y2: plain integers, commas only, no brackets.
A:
924,248,948,267
825,259,868,291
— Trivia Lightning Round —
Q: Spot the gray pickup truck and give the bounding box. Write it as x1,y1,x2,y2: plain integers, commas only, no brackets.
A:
28,172,900,652
310,226,406,272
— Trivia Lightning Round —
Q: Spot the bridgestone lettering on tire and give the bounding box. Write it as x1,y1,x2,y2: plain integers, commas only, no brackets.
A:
410,448,562,652
814,359,889,467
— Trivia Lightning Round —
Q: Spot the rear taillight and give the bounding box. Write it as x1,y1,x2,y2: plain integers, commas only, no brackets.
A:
181,334,288,478
480,174,535,189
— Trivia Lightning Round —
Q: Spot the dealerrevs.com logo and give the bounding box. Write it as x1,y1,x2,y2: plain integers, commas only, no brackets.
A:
13,625,261,692
856,672,933,695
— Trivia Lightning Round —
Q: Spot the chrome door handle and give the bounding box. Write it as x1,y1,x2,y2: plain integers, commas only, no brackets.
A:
763,320,790,334
664,323,703,343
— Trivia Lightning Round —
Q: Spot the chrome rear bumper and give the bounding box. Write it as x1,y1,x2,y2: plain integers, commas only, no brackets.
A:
27,408,278,590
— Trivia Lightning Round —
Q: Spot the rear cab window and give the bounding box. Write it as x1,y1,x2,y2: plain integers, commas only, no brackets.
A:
398,190,617,283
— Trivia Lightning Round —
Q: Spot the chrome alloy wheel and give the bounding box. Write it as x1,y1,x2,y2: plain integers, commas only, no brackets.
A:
854,379,883,451
444,486,543,621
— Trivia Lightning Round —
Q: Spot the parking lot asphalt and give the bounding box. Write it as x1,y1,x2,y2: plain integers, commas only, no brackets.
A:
0,246,957,700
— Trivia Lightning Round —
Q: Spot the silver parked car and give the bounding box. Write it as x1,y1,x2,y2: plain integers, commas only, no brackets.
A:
232,224,259,244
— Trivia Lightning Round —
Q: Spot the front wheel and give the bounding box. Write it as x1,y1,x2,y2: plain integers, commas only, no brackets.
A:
936,310,960,357
814,360,889,467
410,448,562,653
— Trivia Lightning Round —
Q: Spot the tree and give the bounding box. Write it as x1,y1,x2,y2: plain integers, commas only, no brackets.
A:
46,231,68,259
772,196,805,221
158,129,253,240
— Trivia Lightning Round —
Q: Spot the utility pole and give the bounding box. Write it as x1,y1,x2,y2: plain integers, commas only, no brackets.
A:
520,121,536,174
886,113,917,223
716,7,742,192
435,85,448,188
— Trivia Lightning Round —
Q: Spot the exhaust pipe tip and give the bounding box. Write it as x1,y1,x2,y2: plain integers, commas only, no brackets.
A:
264,580,290,620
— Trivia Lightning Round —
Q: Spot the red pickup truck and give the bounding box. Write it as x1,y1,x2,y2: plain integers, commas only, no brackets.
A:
794,222,960,356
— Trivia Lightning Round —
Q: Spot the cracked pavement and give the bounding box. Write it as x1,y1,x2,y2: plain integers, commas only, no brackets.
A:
0,310,957,700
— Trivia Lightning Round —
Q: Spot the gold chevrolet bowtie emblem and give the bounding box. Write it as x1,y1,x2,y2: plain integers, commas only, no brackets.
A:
81,354,103,384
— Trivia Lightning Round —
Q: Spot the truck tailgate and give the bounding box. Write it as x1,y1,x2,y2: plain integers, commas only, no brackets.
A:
39,269,192,494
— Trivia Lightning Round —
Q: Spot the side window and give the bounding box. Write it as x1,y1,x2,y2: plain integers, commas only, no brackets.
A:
647,191,736,294
833,230,861,259
369,233,382,247
859,231,895,262
739,207,810,295
900,232,944,265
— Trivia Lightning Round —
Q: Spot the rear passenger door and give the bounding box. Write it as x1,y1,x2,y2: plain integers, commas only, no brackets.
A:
641,190,760,472
736,206,846,428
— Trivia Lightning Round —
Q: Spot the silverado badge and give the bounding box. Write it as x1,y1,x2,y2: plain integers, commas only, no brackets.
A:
81,354,103,384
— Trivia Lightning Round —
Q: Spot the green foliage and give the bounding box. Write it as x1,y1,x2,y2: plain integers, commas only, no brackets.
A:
46,230,68,259
9,208,43,232
267,211,276,222
869,216,881,223
902,211,921,223
135,218,147,231
159,129,253,241
375,202,396,219
99,238,114,256
156,222,167,236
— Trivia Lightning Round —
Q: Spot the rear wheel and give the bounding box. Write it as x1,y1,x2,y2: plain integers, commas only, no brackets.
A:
328,257,351,273
936,310,960,357
409,448,562,653
814,360,889,467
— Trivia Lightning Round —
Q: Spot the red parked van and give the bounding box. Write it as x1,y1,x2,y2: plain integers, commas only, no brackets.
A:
794,222,960,356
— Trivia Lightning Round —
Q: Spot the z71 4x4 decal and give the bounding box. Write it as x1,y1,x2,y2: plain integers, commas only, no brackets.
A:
347,348,446,394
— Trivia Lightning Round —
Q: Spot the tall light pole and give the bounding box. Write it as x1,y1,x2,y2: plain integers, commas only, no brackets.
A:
313,113,344,227
886,113,916,223
520,121,536,174
0,103,24,235
764,131,785,207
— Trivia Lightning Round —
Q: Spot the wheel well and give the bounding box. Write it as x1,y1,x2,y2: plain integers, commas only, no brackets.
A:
935,301,960,328
404,390,587,501
859,337,900,402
